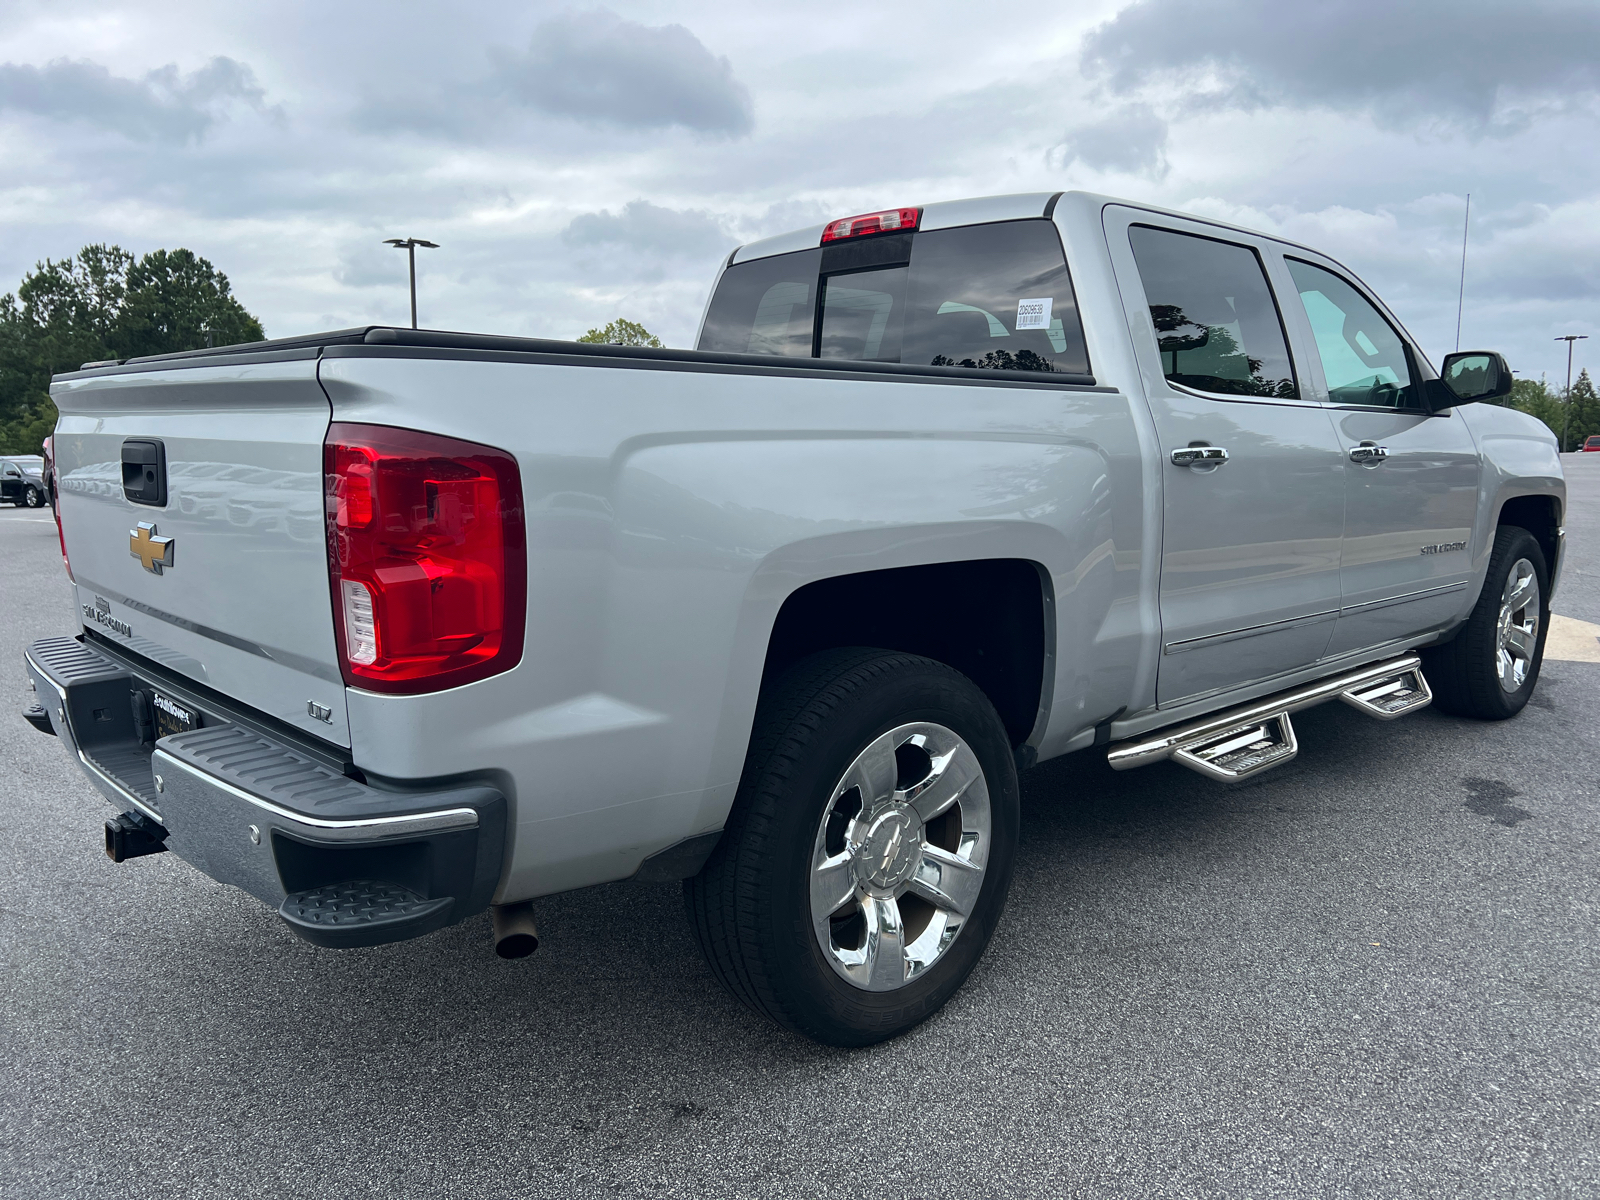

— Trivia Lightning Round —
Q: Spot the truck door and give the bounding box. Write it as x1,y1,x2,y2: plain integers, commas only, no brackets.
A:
1278,256,1481,656
1105,208,1346,707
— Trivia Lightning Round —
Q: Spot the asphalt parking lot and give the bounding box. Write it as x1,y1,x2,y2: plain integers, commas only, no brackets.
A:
3,459,1598,1200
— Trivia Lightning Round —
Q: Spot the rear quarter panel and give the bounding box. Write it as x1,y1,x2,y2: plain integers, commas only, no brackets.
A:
319,350,1147,899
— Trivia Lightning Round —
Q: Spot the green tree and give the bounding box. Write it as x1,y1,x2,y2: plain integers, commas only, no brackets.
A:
116,249,264,360
576,317,663,348
0,245,264,454
1509,375,1563,444
1566,368,1599,450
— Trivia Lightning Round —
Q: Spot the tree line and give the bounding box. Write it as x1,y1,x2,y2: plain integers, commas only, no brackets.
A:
1510,371,1599,451
0,246,264,454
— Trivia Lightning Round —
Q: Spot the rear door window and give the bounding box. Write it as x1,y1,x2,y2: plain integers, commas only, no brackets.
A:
1128,225,1298,399
697,248,821,357
903,220,1088,374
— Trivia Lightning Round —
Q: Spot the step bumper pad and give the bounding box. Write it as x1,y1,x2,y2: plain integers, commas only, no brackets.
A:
24,635,505,948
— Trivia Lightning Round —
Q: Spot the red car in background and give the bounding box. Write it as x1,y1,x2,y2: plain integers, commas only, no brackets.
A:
1583,435,1600,452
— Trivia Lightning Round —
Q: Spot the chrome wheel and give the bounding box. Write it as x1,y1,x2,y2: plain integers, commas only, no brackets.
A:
1495,557,1540,693
809,721,991,992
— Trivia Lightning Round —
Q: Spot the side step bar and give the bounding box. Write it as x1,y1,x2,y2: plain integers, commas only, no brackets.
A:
1339,664,1431,719
1107,655,1429,782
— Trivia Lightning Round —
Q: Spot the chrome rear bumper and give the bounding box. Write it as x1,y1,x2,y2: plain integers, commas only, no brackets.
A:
24,635,505,947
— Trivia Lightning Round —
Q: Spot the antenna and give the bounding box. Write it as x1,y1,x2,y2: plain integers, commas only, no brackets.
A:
1454,193,1470,352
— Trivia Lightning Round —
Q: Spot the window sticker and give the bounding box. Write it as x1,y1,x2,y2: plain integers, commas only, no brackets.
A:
1016,297,1053,331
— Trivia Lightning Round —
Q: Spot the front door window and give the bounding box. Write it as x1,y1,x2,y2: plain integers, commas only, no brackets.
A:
1285,259,1420,409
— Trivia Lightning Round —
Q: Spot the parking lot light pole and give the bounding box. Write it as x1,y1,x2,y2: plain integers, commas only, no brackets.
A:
384,238,438,329
1556,334,1588,452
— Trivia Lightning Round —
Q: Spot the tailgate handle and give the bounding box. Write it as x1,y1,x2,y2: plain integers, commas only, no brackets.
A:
121,439,167,506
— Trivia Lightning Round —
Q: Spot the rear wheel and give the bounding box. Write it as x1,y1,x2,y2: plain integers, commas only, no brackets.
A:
1423,526,1548,720
685,649,1019,1046
22,485,42,508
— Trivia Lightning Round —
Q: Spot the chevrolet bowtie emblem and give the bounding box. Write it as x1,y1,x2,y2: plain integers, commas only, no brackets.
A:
129,522,174,574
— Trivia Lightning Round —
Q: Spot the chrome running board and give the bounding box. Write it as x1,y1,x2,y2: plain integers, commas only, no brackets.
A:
1171,711,1298,781
1108,654,1427,780
1338,664,1431,719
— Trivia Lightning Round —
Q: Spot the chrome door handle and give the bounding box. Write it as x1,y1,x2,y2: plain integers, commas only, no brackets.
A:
1171,446,1229,467
1349,443,1389,464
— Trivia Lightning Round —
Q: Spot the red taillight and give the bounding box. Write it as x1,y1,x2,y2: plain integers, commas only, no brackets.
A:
820,207,921,244
324,423,525,694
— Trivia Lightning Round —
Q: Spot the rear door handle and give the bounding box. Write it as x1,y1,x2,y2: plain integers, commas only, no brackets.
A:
1171,446,1229,467
1349,443,1389,464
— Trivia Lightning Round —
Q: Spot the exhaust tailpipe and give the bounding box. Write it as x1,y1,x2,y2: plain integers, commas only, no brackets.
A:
491,900,539,959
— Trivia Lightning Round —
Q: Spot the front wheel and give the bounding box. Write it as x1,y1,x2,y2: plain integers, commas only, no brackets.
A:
22,485,43,508
1423,526,1549,720
685,649,1019,1046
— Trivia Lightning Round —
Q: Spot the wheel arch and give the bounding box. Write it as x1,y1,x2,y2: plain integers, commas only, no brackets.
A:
1494,492,1562,586
758,557,1055,754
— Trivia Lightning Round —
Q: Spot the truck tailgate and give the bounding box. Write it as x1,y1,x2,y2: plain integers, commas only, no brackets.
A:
51,352,348,745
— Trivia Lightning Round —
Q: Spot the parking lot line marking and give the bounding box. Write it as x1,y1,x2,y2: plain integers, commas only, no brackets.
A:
1546,614,1600,663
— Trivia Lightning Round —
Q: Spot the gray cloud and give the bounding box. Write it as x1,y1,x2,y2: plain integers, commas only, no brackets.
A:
1059,104,1167,174
0,56,272,143
1082,0,1600,134
494,8,753,135
563,200,734,258
2,1,1594,377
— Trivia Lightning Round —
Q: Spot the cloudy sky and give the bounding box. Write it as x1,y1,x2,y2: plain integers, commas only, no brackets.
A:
2,0,1596,383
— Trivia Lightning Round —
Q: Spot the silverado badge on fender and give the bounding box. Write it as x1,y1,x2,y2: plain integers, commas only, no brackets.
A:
129,522,174,574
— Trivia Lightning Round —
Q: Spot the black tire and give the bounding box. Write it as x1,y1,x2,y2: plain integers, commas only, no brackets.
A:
1422,526,1549,720
685,648,1019,1046
22,485,42,509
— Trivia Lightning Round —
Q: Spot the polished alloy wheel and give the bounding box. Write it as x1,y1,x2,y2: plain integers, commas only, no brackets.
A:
1495,557,1540,693
809,721,991,992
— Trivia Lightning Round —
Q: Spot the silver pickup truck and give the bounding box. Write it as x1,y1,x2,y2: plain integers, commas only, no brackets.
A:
25,191,1565,1045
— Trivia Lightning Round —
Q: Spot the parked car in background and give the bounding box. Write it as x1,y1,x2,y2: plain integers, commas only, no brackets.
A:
1,456,48,507
1583,435,1600,452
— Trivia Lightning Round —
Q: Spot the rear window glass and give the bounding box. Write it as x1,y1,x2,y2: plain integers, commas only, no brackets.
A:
903,221,1088,375
697,248,820,357
697,220,1089,375
1128,225,1297,399
819,266,908,362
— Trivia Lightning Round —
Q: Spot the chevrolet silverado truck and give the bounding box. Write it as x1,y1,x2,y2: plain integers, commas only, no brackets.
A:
24,192,1565,1046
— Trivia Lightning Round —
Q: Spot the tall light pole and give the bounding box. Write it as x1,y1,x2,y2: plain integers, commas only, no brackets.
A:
1454,193,1470,351
1556,334,1588,452
384,237,438,329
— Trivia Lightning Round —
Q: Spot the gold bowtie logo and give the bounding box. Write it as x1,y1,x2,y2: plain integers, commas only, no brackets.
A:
129,522,174,574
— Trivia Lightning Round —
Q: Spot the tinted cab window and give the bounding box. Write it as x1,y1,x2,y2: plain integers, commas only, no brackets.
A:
699,220,1089,375
1285,258,1420,408
698,248,821,358
904,221,1086,374
1128,225,1297,398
